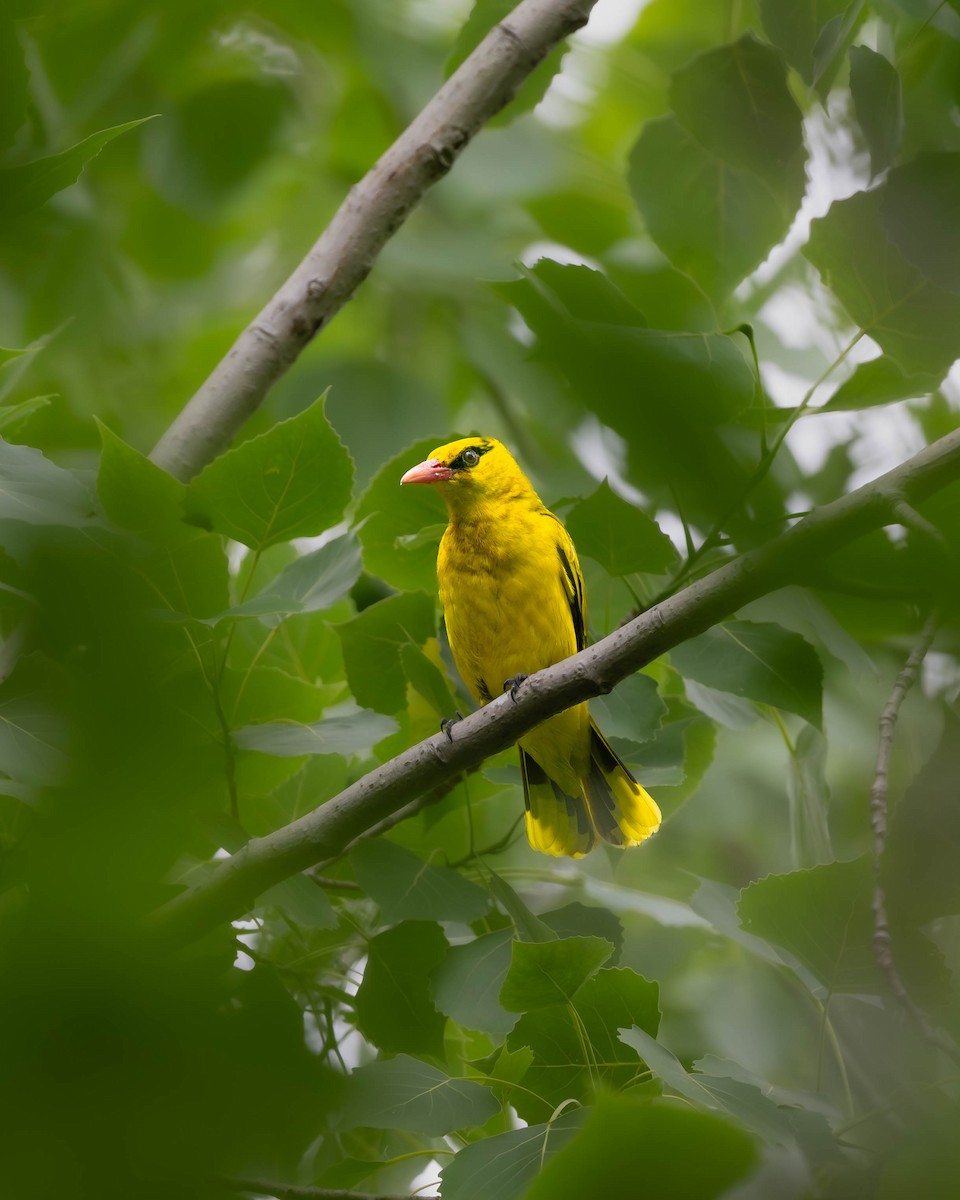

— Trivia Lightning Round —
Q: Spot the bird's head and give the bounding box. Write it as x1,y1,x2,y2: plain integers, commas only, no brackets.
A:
400,436,530,511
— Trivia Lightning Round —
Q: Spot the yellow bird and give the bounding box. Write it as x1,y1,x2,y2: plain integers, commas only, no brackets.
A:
400,436,661,857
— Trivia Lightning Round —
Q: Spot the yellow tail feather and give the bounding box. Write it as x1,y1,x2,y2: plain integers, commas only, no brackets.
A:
519,725,661,858
520,750,594,858
585,721,661,847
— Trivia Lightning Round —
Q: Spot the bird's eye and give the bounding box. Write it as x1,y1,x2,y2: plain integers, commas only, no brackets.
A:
462,448,481,467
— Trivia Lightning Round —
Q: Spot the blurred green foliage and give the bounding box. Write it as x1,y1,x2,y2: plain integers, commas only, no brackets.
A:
1,1,959,1198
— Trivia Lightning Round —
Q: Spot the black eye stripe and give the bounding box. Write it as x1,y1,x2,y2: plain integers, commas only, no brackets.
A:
449,443,492,471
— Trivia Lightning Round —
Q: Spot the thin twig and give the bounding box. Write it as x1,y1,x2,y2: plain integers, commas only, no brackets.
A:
890,498,950,550
869,611,960,1067
309,875,362,892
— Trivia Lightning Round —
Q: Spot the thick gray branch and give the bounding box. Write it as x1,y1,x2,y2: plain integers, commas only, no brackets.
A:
149,0,597,481
150,425,960,943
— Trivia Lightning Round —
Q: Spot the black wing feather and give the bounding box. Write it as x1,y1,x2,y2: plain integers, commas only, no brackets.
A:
556,540,586,653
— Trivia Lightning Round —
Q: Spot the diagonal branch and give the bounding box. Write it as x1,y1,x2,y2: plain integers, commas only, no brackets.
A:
149,0,598,482
149,425,960,944
222,1180,408,1200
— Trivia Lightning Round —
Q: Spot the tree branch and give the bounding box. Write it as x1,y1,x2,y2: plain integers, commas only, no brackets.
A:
149,426,960,944
222,1180,408,1200
869,612,960,1067
148,0,597,481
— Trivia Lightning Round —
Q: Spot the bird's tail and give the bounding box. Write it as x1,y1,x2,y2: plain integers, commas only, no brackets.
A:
520,749,595,858
519,723,661,857
584,721,661,848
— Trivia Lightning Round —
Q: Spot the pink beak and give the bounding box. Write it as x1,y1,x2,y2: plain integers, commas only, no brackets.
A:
400,457,454,485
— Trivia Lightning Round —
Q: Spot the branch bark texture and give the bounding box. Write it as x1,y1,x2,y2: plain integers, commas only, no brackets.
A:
151,425,960,943
149,0,597,481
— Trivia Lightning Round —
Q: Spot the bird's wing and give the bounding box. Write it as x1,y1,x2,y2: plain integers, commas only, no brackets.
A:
547,514,587,653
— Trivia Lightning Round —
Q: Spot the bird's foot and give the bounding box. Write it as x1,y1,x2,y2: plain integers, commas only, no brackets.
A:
440,711,463,741
503,674,528,703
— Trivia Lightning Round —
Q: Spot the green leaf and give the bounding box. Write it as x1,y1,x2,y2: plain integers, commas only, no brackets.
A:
878,1100,960,1200
787,724,833,866
322,360,448,492
0,326,65,404
526,189,633,259
540,902,624,966
589,673,665,745
505,967,660,1123
804,187,960,378
0,396,53,435
564,481,677,576
247,754,349,836
494,265,757,526
185,394,354,550
0,655,70,788
742,586,877,682
398,641,457,716
670,620,823,728
431,928,517,1035
519,259,647,327
629,114,796,297
688,878,783,965
670,34,804,196
585,876,712,931
881,152,960,294
485,868,557,943
340,1054,498,1135
811,3,864,92
0,346,34,369
620,1027,811,1147
0,11,29,152
758,0,850,83
260,873,338,930
232,702,397,759
97,422,188,542
849,46,902,177
495,262,752,418
682,679,758,730
882,712,960,924
0,117,156,221
314,1158,387,1191
738,856,950,1002
439,1109,586,1200
499,936,614,1012
356,436,447,593
354,920,449,1058
336,590,435,714
625,707,716,800
0,437,95,530
485,1042,534,1097
524,1095,757,1200
214,531,363,623
823,356,936,411
141,529,231,622
350,838,490,924
220,665,328,728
